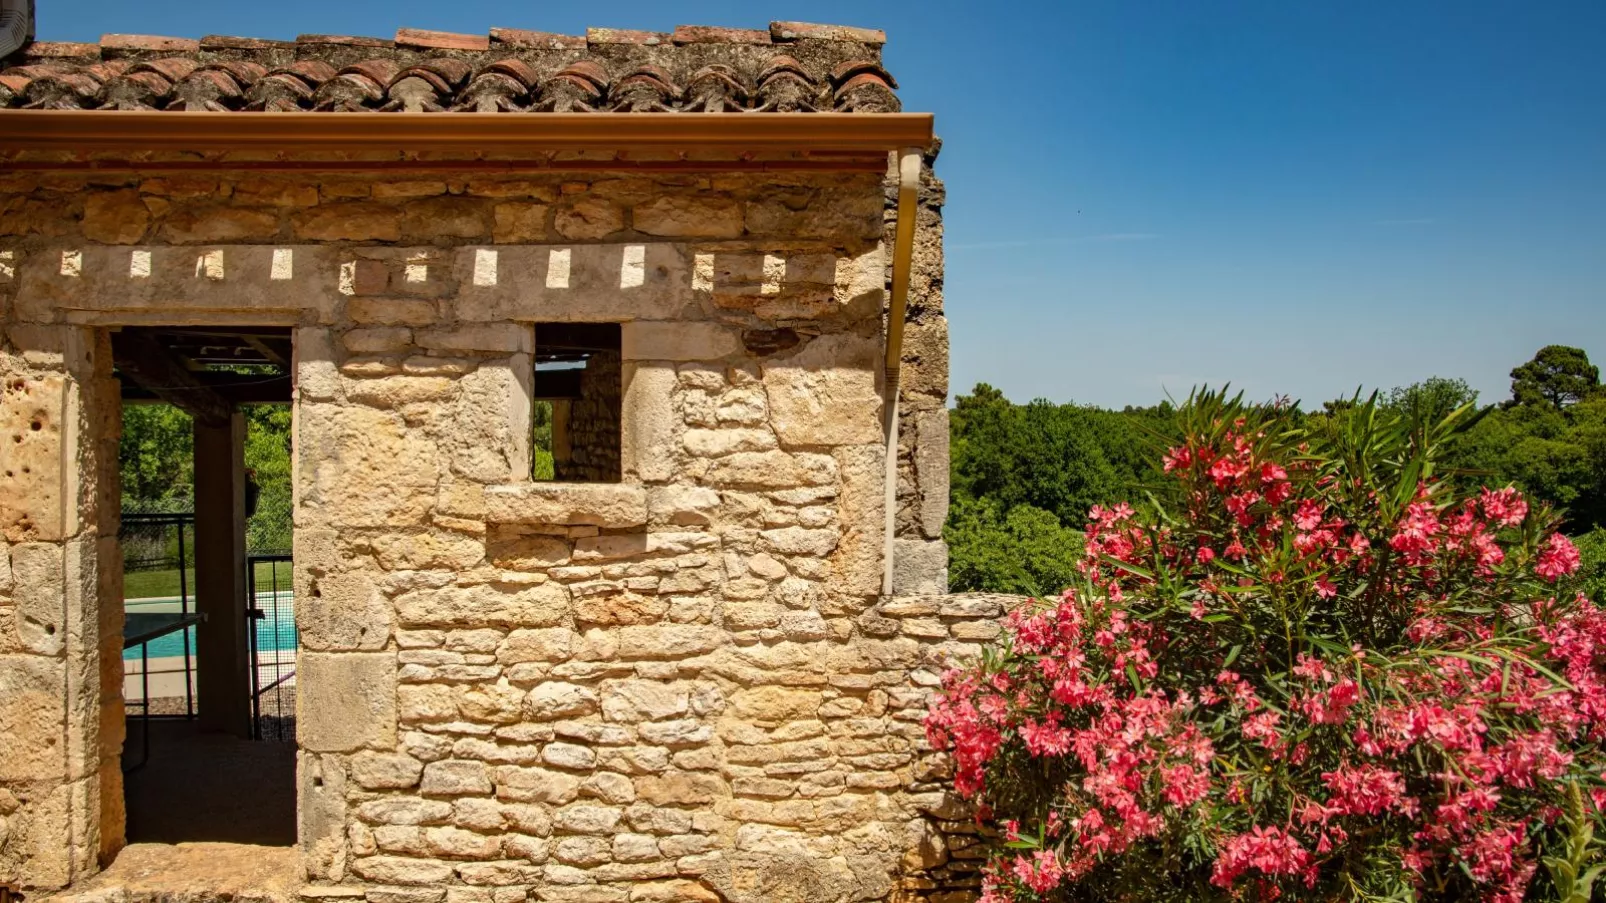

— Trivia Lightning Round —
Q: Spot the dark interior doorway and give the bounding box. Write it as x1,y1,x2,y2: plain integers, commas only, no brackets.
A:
114,325,296,845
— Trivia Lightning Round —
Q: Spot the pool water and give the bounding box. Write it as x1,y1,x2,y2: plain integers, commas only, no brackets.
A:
123,592,298,660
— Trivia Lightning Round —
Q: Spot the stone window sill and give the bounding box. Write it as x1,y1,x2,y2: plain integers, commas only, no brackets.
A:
484,482,647,528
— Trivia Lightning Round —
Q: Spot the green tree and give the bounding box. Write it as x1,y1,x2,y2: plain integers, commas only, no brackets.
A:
119,403,194,507
1385,376,1478,424
1510,345,1601,409
946,498,1083,596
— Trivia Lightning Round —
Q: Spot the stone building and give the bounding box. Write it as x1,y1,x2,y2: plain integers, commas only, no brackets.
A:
0,21,999,902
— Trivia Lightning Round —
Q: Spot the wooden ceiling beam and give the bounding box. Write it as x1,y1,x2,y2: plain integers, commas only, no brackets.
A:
112,329,236,426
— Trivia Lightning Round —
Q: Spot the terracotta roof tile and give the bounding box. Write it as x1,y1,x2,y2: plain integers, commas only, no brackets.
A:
586,28,669,46
199,35,297,51
395,28,491,51
671,25,771,45
769,22,887,44
99,34,202,53
2,22,896,114
295,34,394,48
21,41,101,60
489,28,585,50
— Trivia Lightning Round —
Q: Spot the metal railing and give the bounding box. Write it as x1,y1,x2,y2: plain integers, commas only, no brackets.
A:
247,554,296,741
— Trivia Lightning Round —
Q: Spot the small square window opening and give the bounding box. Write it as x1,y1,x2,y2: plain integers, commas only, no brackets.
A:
531,323,622,483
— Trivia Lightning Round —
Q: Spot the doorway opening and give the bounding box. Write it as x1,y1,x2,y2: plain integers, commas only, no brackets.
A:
113,325,296,845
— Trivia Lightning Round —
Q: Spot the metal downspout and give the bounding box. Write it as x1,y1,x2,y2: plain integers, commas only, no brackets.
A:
882,147,923,596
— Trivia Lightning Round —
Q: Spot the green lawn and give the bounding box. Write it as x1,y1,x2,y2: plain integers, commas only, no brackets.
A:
122,561,294,601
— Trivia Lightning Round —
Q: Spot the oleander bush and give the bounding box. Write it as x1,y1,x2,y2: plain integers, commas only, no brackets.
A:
926,389,1604,902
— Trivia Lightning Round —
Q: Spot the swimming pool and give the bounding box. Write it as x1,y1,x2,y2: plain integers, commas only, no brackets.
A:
123,592,298,660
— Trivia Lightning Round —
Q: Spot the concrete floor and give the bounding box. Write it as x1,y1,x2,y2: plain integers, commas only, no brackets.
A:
124,719,296,846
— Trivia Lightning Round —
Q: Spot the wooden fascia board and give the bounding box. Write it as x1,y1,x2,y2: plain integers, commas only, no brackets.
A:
0,110,934,154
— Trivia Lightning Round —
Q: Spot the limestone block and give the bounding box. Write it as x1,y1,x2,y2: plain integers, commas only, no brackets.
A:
613,624,725,659
760,527,839,558
370,530,486,571
450,362,522,484
394,581,569,629
602,680,689,722
485,483,648,528
620,363,679,483
683,429,776,457
0,373,65,542
422,759,494,796
297,405,438,529
554,198,625,240
348,298,438,327
160,206,281,243
416,323,531,355
295,328,341,403
8,543,64,655
298,651,398,753
0,654,66,781
621,322,740,362
351,751,425,790
898,318,949,402
553,804,623,835
704,451,835,490
646,485,721,526
699,850,860,903
632,196,743,238
299,571,394,651
81,189,150,243
343,328,413,355
493,202,549,243
293,204,401,242
487,529,570,570
233,179,321,207
891,539,948,596
762,334,883,447
350,856,455,885
525,683,600,719
914,408,950,539
401,198,491,241
498,627,576,664
497,766,582,805
832,444,887,598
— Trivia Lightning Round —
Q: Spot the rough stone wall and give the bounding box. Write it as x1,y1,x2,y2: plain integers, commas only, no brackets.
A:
0,324,124,888
556,351,623,484
0,161,970,900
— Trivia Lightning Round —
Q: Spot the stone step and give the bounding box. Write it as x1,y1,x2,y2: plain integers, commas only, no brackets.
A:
44,843,300,903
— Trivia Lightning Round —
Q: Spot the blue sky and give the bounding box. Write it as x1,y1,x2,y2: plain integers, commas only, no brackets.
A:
41,0,1606,408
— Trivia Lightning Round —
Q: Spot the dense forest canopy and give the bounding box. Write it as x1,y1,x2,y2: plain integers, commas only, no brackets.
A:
949,345,1606,601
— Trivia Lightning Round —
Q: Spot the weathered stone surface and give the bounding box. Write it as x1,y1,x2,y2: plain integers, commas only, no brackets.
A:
81,189,151,243
0,655,65,781
553,198,624,240
646,485,721,526
892,538,948,596
485,484,648,528
493,202,548,243
298,652,398,753
42,842,302,902
632,196,743,238
300,572,394,651
395,582,569,629
293,204,401,241
161,206,281,243
350,752,425,790
298,404,438,528
763,334,883,446
0,373,65,542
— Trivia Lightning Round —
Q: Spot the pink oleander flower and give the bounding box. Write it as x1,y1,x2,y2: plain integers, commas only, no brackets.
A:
1535,533,1581,581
